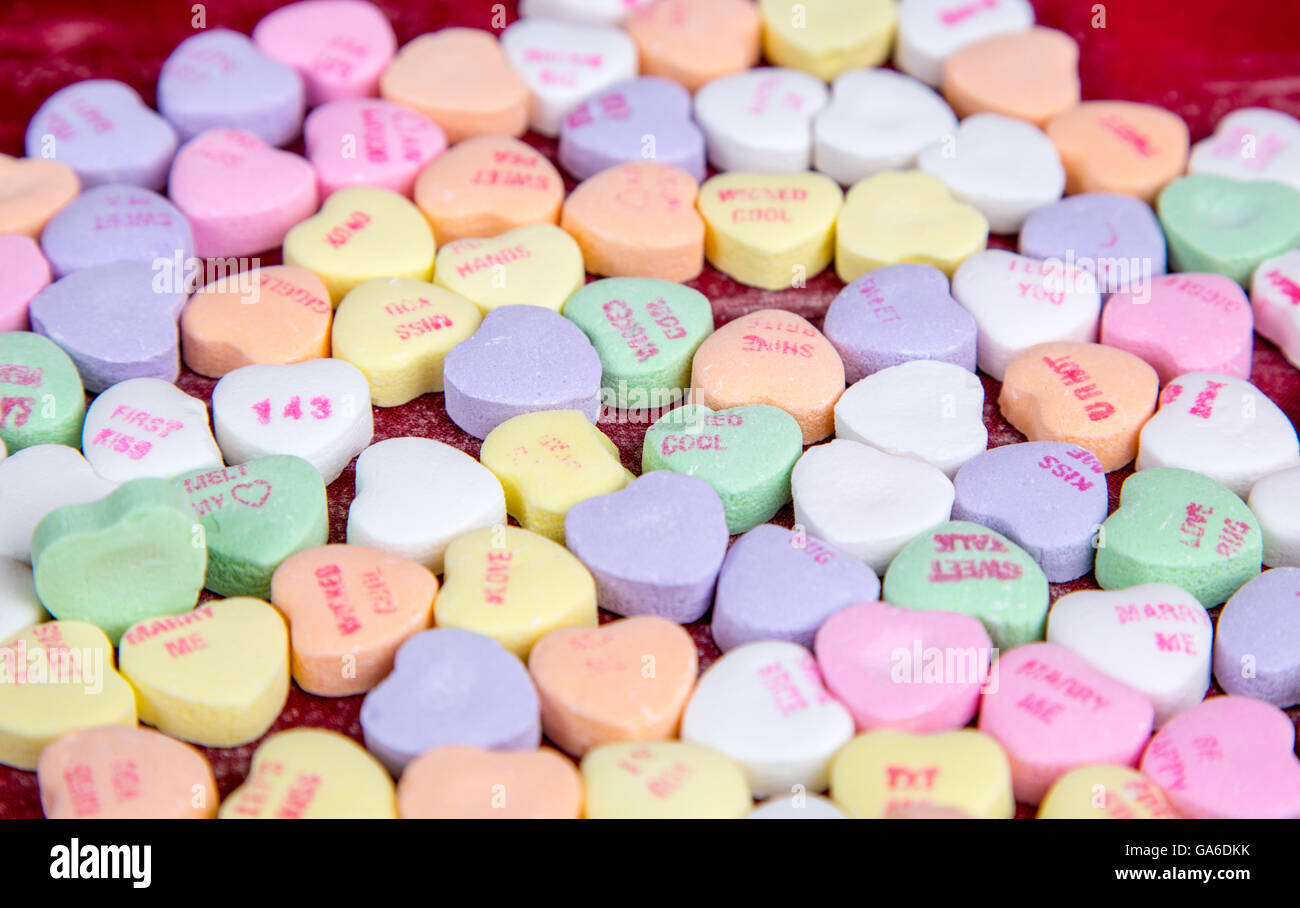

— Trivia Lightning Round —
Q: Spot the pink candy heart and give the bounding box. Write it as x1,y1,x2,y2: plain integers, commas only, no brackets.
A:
0,236,50,332
303,99,447,198
252,0,397,106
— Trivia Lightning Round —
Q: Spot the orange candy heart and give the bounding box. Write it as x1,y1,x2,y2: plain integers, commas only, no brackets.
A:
1047,101,1191,203
941,27,1080,127
626,0,762,92
0,154,80,238
397,745,583,819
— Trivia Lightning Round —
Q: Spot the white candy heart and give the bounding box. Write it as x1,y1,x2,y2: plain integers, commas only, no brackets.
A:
835,360,987,477
1251,249,1300,370
1047,583,1211,727
792,438,955,574
519,0,654,25
1249,465,1300,568
694,67,828,173
347,437,507,574
1189,107,1300,191
501,17,638,138
919,112,1065,233
812,68,956,186
0,445,117,563
212,359,374,484
1137,372,1300,497
0,556,46,642
952,249,1101,381
680,640,854,797
895,0,1035,86
82,378,223,483
748,792,847,819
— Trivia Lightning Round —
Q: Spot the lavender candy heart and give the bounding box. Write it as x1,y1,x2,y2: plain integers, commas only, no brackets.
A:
1018,192,1168,295
39,184,194,279
158,28,305,147
822,264,977,384
360,628,541,776
565,471,728,623
29,260,186,392
558,77,706,182
951,441,1109,582
443,305,603,439
712,524,880,652
1214,567,1300,707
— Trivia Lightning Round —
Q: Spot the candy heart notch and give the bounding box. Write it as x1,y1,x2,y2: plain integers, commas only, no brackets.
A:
1037,764,1178,820
1189,107,1300,191
252,0,397,106
1018,192,1168,293
559,77,706,182
433,225,584,316
941,27,1079,127
1252,249,1300,370
625,0,761,92
0,235,50,331
82,378,222,483
581,740,752,819
1213,568,1300,706
40,184,193,279
1250,465,1300,568
0,556,46,642
304,99,446,199
895,0,1035,87
1048,101,1190,203
0,331,86,452
398,746,583,819
758,0,898,81
694,67,828,173
0,446,115,563
0,154,79,238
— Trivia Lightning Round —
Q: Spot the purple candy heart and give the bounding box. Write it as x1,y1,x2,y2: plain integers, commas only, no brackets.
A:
40,184,194,279
1018,192,1168,294
443,305,603,439
557,77,706,182
1214,567,1300,708
565,471,729,623
29,260,186,392
712,523,880,652
360,628,541,775
951,441,1109,582
822,264,977,384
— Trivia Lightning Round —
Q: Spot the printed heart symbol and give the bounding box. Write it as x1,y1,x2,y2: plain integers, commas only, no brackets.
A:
230,480,271,508
694,67,827,172
559,77,705,181
1189,107,1300,191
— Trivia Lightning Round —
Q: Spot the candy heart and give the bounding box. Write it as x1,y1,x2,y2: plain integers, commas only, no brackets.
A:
748,793,846,818
694,67,828,173
39,184,194,279
361,628,542,775
998,341,1159,471
0,154,79,238
835,360,986,477
895,0,1035,86
252,0,396,106
828,728,1014,818
331,278,481,406
1140,695,1300,819
941,26,1079,127
835,170,988,282
757,0,898,81
813,67,957,186
347,437,505,573
561,162,705,282
528,615,698,756
626,0,761,92
219,727,396,819
690,308,844,443
1136,373,1300,496
436,527,597,658
211,359,374,484
432,225,584,316
558,77,706,182
178,455,327,599
180,265,332,378
1157,174,1300,285
0,236,49,332
1252,249,1300,369
1213,567,1300,706
1037,764,1177,819
270,543,437,696
413,136,564,245
25,80,177,190
0,556,45,642
697,172,843,290
641,403,803,533
792,439,955,574
951,441,1108,582
381,29,528,144
158,28,304,147
565,471,727,623
581,740,751,819
282,186,434,303
37,725,217,819
1047,584,1212,726
0,446,115,563
1189,107,1300,190
1250,465,1300,567
82,378,222,483
0,621,136,770
397,746,583,819
1018,192,1168,294
303,99,446,199
522,0,654,23
1047,101,1190,203
501,16,639,138
1096,467,1262,608
0,331,85,451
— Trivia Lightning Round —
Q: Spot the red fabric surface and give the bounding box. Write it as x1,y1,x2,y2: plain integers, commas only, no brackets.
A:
2,0,1299,819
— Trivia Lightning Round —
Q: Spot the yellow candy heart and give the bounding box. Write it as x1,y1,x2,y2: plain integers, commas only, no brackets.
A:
758,0,898,81
433,224,586,315
582,741,752,819
1037,764,1178,819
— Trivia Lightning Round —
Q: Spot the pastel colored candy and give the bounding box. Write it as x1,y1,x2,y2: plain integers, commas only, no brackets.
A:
951,441,1109,582
694,67,828,173
0,331,85,452
1047,101,1190,203
941,27,1079,127
997,341,1159,471
347,437,505,574
433,225,584,316
0,556,46,642
757,0,898,81
749,793,846,819
331,278,481,406
0,154,79,238
1037,764,1177,819
39,184,193,279
1189,107,1300,190
627,0,761,91
303,99,446,199
397,746,583,819
82,378,221,484
1212,567,1300,706
581,741,751,819
270,544,437,696
37,725,218,819
177,456,328,599
1252,249,1300,369
558,77,706,182
894,0,1034,86
252,0,397,106
0,621,136,770
0,446,115,563
361,628,542,776
561,162,705,282
0,235,50,331
641,404,803,534
436,526,597,658
528,615,698,756
1095,467,1262,608
1018,192,1168,294
520,0,654,24
25,80,177,190
1250,465,1300,568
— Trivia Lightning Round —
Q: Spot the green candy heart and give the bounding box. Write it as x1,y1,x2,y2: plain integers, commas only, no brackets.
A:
175,455,328,599
1157,174,1300,285
883,520,1049,650
642,403,802,534
31,478,207,644
563,278,714,406
1096,467,1261,607
0,331,85,453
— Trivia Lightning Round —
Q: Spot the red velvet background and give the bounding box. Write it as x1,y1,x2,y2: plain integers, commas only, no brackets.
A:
1,0,1299,819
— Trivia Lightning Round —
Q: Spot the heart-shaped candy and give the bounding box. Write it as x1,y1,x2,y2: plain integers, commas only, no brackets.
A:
1018,192,1168,294
1037,764,1177,819
0,154,79,238
397,746,583,819
303,99,446,199
627,0,760,91
895,0,1035,86
0,556,45,642
941,26,1079,127
1249,465,1300,567
558,77,706,182
694,67,828,173
83,378,221,485
1213,567,1300,706
1252,249,1300,369
749,792,847,818
581,740,751,819
1048,101,1190,203
0,331,85,452
433,225,584,316
758,0,897,80
1189,107,1300,190
0,446,115,563
0,236,50,332
252,0,396,106
40,184,193,279
522,0,654,22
